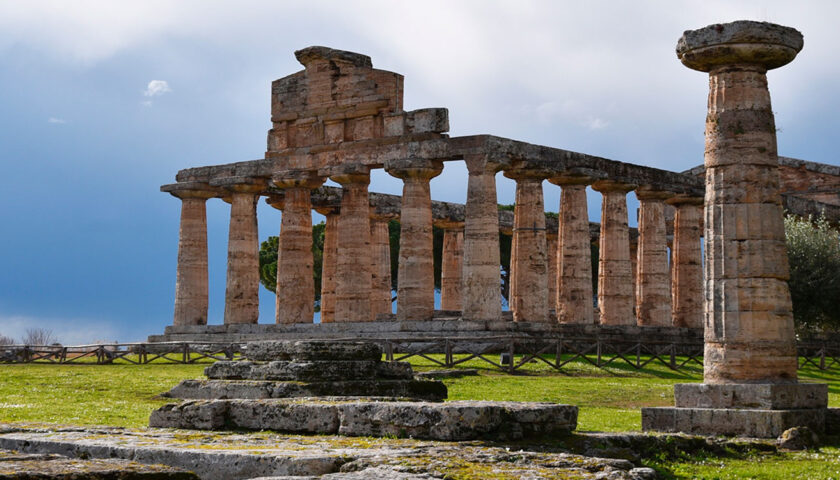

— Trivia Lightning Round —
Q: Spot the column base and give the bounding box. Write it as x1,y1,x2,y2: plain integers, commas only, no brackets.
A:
642,382,829,438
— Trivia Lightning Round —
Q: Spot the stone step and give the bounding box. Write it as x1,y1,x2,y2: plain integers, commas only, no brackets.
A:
244,341,382,362
150,399,578,441
204,360,413,382
641,406,828,438
0,448,198,479
165,378,447,402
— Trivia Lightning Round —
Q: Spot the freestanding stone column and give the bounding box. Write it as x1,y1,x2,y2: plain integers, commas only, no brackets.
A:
592,180,636,325
635,188,673,327
385,158,443,322
215,179,265,325
326,165,373,322
643,21,827,438
370,214,394,319
549,175,594,324
462,154,506,321
273,170,324,324
315,206,339,323
546,232,558,313
667,196,704,329
163,183,219,326
439,221,464,311
503,168,550,323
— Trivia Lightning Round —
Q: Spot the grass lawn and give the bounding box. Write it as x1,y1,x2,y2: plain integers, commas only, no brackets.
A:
1,355,839,479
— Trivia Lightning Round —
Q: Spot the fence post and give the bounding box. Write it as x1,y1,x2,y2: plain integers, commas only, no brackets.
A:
670,344,676,370
596,341,602,367
445,339,453,367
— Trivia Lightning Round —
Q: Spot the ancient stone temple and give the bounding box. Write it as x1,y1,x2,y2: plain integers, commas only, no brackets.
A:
641,20,829,437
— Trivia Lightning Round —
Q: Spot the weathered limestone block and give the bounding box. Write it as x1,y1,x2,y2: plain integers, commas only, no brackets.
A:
385,159,443,321
592,180,636,326
439,223,464,311
641,406,825,438
150,400,228,430
634,188,673,327
244,341,382,362
273,170,324,324
205,360,381,382
163,379,448,402
0,449,199,479
462,154,507,321
327,165,374,322
667,196,703,329
673,383,828,409
227,400,340,433
549,175,594,324
369,215,393,319
504,167,550,323
337,401,578,441
217,183,264,325
164,184,219,326
678,21,804,384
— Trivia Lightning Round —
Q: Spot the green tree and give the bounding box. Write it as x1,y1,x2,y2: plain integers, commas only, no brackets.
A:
784,213,840,331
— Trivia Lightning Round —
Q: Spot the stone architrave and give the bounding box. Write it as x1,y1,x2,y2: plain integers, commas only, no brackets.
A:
546,232,558,313
503,167,551,323
385,158,443,322
462,154,507,322
217,180,265,325
592,180,636,326
439,221,464,311
635,188,673,327
326,165,373,322
642,21,828,438
549,175,594,324
667,195,703,329
163,183,220,326
370,214,394,319
315,206,339,323
273,170,324,324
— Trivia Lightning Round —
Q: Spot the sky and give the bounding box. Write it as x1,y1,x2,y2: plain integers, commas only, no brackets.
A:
0,1,838,344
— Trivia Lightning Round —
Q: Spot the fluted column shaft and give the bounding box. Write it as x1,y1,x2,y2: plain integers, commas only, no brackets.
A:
370,216,393,319
546,233,558,313
318,208,339,323
462,155,504,321
593,181,635,325
551,179,594,324
385,159,443,322
440,224,464,311
172,193,213,326
635,190,673,326
330,169,373,322
223,189,261,324
504,171,549,323
669,197,703,329
273,172,323,324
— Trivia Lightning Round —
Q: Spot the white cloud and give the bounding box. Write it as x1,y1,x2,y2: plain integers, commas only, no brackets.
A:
583,117,609,130
47,117,66,124
143,80,171,97
141,100,153,108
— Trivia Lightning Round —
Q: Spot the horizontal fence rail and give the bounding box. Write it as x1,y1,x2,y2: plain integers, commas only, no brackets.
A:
1,338,838,374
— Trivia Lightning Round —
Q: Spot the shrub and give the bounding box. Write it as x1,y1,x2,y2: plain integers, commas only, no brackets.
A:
785,213,840,331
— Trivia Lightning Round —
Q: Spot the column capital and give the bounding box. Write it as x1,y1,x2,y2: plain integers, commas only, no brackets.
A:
265,194,285,211
161,182,223,200
435,219,465,230
635,186,675,202
209,176,268,194
370,211,397,223
502,165,553,182
665,194,704,207
322,164,370,186
272,169,325,190
464,153,509,175
677,21,803,73
314,205,340,216
384,158,443,180
591,179,637,193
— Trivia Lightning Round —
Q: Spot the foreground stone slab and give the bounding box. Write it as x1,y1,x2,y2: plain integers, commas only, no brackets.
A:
150,399,578,441
673,383,828,409
244,341,382,362
0,424,652,480
165,379,447,402
204,360,412,382
641,406,826,438
0,449,198,479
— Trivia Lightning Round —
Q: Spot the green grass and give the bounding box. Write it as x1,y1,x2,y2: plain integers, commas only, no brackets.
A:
1,355,840,479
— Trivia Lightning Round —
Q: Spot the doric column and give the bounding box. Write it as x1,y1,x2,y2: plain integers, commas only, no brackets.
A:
326,165,373,322
315,206,340,323
462,154,507,321
549,175,594,324
546,232,558,313
503,167,550,323
385,158,443,322
272,170,324,324
635,188,673,327
667,195,703,329
214,179,265,325
370,213,394,319
162,183,219,326
592,180,636,325
439,221,464,311
677,22,806,383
